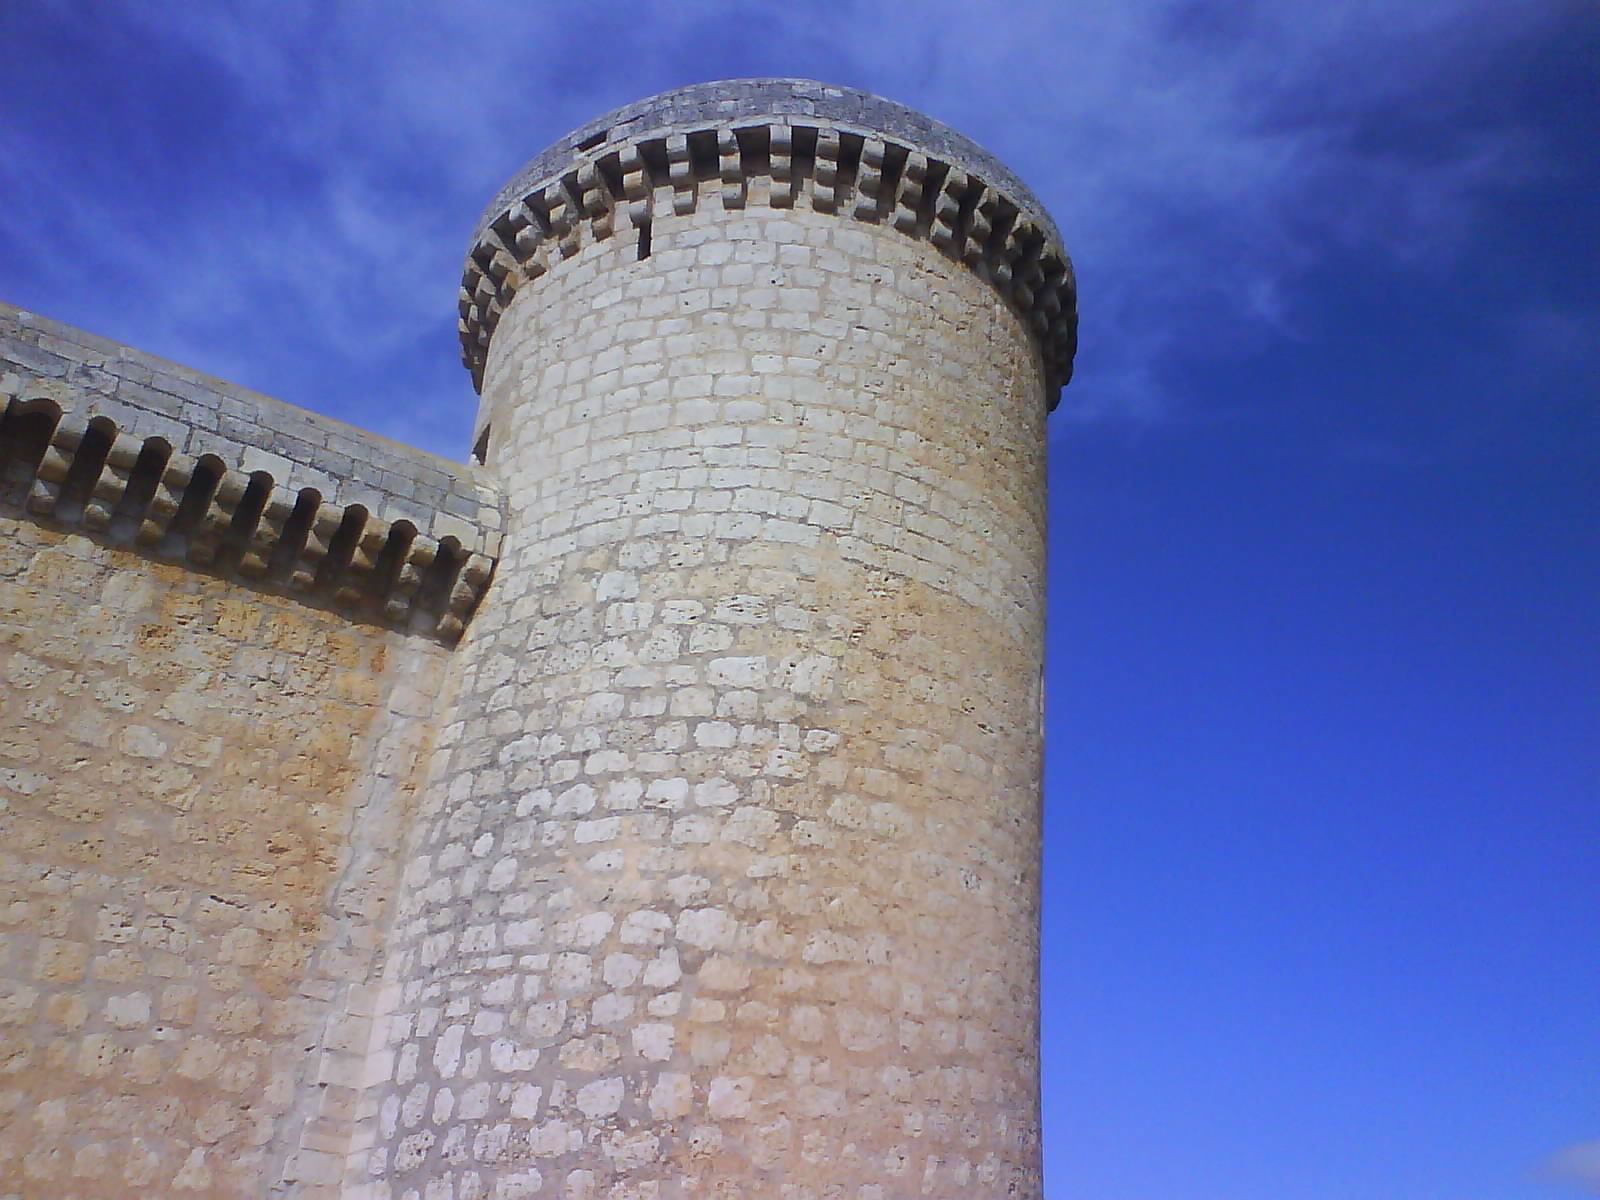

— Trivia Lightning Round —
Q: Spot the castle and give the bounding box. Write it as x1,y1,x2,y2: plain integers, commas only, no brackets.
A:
0,80,1076,1198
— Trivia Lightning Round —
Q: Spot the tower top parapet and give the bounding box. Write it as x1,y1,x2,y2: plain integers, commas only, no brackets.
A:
460,78,1078,400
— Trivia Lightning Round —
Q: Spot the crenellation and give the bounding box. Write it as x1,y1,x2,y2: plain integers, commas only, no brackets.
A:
461,82,1077,400
2,307,501,644
2,307,500,547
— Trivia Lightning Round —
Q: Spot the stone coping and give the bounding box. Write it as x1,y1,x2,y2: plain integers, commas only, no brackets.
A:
1,305,502,555
461,78,1078,401
475,79,1062,248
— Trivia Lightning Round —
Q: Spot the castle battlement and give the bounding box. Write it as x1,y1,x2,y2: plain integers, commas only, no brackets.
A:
460,79,1076,398
2,304,500,642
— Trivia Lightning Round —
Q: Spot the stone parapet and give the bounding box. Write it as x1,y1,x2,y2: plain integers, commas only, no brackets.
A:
1,305,500,642
460,78,1077,399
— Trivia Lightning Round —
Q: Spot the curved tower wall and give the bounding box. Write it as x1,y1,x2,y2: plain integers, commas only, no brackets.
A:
367,80,1074,1199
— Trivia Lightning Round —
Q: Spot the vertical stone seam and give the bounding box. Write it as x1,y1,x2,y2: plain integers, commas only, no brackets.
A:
265,645,449,1197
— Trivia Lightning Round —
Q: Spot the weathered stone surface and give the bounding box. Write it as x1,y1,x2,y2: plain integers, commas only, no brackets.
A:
0,77,1068,1200
0,306,502,553
0,517,450,1198
365,83,1056,1199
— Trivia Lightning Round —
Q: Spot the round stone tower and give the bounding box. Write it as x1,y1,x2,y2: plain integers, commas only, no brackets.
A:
370,79,1076,1199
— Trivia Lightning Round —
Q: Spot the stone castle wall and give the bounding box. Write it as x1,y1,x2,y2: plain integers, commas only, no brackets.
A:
0,78,1073,1200
0,307,500,1198
0,516,449,1196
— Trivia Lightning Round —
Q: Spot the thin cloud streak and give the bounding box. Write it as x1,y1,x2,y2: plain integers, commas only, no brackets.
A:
0,0,1581,446
1540,1140,1600,1195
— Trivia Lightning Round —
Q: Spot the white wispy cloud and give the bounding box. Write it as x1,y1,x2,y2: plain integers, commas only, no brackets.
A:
0,0,1580,451
1540,1139,1600,1195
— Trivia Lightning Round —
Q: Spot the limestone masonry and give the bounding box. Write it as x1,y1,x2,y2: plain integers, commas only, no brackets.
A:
0,79,1076,1199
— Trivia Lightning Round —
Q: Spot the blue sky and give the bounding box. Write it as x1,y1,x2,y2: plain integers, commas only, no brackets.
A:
2,2,1595,1196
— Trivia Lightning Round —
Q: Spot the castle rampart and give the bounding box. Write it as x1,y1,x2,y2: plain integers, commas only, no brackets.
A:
0,305,503,1194
0,78,1073,1199
1,306,501,642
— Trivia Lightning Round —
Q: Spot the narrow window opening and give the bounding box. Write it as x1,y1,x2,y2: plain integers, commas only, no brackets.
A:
471,425,492,466
636,218,652,260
